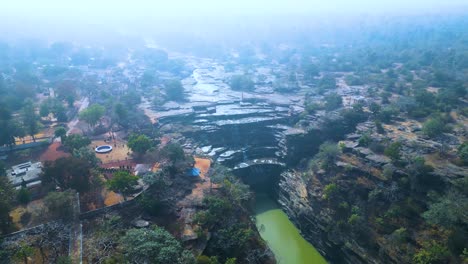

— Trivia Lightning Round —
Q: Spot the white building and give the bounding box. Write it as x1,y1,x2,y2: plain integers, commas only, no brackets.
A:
7,161,42,190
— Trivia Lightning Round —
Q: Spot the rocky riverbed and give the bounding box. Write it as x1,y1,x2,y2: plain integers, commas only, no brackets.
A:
150,57,308,170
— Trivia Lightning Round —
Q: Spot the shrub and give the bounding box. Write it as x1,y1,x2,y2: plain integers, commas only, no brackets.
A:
324,93,343,111
369,141,385,153
369,102,381,114
413,240,450,264
197,255,219,264
358,133,372,147
422,118,445,138
324,183,339,200
316,141,341,169
230,75,254,91
390,227,408,244
457,142,468,165
348,214,361,225
17,187,31,205
384,142,402,162
63,134,91,151
44,191,74,221
127,133,153,155
120,227,194,264
19,212,31,226
375,120,385,134
165,79,185,101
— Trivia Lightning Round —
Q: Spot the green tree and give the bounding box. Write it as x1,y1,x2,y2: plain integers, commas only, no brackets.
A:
358,133,372,147
348,213,361,225
55,80,77,104
56,256,73,264
12,243,34,264
53,103,68,122
323,183,339,200
21,100,41,142
0,161,5,176
165,79,185,101
39,102,50,119
106,171,139,201
195,196,232,227
303,63,320,81
114,103,128,125
72,147,100,166
79,104,105,128
42,157,92,192
458,142,468,165
413,240,450,264
62,134,91,151
225,258,236,264
317,75,336,94
54,126,67,141
324,93,343,111
407,157,438,192
120,227,194,264
210,223,254,257
384,142,402,162
423,191,468,227
315,141,341,170
375,120,385,134
229,75,254,91
0,107,26,148
220,177,251,207
44,190,74,221
377,107,397,123
127,134,152,155
140,71,157,88
197,255,219,264
0,176,15,234
17,187,31,205
389,227,408,244
422,118,445,138
162,143,186,163
369,102,381,114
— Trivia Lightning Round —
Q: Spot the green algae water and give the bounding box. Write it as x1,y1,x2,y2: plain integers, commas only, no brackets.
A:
255,194,327,264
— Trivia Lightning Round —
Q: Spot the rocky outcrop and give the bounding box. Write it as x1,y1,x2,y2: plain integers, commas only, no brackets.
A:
278,170,382,264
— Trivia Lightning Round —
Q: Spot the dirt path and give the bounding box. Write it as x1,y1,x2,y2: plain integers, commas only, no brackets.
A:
39,142,71,162
177,157,214,241
67,97,89,135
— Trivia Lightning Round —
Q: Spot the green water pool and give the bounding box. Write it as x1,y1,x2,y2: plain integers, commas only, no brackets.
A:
255,194,327,264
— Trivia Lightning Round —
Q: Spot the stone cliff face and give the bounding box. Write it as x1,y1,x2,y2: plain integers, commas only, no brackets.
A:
278,170,381,264
277,116,468,264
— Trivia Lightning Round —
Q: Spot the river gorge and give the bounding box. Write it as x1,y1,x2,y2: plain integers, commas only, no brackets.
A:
148,57,336,263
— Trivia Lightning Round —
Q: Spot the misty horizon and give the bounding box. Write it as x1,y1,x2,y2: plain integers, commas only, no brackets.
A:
1,0,468,45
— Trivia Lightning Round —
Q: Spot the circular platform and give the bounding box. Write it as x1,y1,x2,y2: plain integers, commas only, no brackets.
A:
95,145,113,154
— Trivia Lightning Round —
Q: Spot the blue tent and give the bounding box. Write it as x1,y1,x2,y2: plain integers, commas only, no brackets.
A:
187,167,201,177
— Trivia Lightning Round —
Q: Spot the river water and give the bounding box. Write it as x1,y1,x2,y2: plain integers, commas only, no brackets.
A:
255,194,327,264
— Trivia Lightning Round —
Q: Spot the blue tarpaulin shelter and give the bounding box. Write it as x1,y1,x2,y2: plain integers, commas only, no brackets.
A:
187,167,201,177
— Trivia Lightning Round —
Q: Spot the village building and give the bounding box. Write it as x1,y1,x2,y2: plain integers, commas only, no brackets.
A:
6,161,42,190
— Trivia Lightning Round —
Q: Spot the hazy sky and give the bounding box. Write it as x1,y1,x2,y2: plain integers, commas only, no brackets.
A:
3,0,467,20
1,0,467,43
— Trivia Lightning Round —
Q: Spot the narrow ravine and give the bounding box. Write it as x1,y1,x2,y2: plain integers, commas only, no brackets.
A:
255,193,327,264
